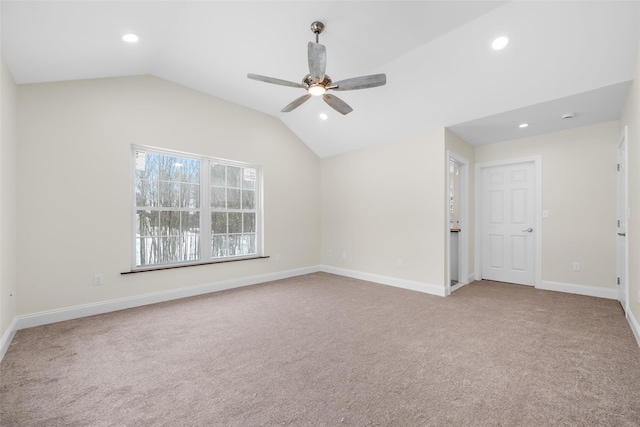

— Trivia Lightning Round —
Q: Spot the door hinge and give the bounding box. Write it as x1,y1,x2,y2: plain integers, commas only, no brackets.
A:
617,277,620,285
617,220,621,227
617,164,620,171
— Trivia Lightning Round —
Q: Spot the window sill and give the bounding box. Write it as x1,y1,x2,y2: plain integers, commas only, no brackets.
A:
121,256,270,274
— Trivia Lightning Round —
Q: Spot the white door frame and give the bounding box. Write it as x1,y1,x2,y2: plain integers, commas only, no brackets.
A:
475,156,543,286
447,151,469,295
617,126,629,314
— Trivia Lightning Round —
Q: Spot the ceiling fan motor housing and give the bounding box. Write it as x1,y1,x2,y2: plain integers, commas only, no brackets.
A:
304,73,332,88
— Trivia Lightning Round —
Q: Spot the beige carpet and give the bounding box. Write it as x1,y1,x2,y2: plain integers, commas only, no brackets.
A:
1,273,640,426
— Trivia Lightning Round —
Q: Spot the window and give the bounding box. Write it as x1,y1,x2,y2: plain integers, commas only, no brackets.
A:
132,146,261,270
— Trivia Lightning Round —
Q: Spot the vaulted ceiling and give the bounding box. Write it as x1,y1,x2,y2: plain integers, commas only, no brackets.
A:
2,1,639,157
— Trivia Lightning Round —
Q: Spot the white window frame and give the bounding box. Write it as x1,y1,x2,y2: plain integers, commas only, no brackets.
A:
131,145,263,271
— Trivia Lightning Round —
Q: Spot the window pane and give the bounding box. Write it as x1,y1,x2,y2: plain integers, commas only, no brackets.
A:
136,210,159,236
136,236,158,266
181,235,200,261
158,236,180,263
243,212,256,233
228,234,242,256
181,211,200,234
227,166,241,188
212,235,228,258
227,189,241,209
242,190,255,210
212,212,227,234
229,212,242,234
135,152,159,181
211,187,226,209
159,156,182,181
181,183,200,208
159,182,180,207
211,163,225,186
242,234,256,255
243,168,256,189
181,158,200,183
160,211,181,236
136,179,158,207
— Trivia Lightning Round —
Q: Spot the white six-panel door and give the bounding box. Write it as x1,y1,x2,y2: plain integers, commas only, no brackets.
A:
481,162,536,285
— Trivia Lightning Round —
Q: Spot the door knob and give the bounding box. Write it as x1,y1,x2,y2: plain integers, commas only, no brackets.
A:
522,228,533,232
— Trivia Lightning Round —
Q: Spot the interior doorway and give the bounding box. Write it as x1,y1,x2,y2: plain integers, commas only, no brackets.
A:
617,126,629,314
448,152,469,294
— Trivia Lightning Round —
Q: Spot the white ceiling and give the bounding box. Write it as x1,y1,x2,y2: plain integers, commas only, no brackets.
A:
2,1,639,158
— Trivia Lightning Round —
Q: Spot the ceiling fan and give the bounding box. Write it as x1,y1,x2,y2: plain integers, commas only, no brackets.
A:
247,21,386,115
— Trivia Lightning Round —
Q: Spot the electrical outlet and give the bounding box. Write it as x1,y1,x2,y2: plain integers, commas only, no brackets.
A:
397,258,403,267
93,274,103,286
341,251,347,260
572,262,580,272
275,254,281,262
327,250,332,257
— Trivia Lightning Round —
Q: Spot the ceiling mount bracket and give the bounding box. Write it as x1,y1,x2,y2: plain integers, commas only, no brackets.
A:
310,21,324,43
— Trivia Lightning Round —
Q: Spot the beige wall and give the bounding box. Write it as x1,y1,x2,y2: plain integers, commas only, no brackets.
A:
321,129,447,290
620,34,640,329
17,75,321,314
475,122,619,289
445,129,475,279
1,56,18,339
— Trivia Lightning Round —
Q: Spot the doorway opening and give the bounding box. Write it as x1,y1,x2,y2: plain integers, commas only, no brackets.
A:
448,152,469,295
617,126,629,314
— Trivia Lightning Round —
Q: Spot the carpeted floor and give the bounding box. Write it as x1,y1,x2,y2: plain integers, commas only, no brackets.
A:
1,272,640,426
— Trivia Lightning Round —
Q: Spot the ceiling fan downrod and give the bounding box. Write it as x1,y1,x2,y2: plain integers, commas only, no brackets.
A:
310,21,324,44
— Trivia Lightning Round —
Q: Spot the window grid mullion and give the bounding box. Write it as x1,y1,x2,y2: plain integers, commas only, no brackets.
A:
201,159,211,261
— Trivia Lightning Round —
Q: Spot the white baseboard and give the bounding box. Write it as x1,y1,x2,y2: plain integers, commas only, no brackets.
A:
537,280,617,300
321,265,446,297
627,309,640,348
15,266,320,331
0,317,18,362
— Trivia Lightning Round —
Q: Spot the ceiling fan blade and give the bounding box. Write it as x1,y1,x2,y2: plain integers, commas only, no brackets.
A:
281,94,312,112
322,93,353,115
308,42,326,82
247,73,305,89
330,74,387,91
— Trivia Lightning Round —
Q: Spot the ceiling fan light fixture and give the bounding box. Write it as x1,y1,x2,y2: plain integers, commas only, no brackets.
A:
308,84,326,96
319,113,328,120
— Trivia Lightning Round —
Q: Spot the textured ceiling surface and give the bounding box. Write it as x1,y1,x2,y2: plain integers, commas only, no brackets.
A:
3,1,639,157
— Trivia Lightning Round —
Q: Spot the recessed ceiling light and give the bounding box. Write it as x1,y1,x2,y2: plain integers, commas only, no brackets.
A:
492,36,510,50
122,33,140,43
319,113,328,120
519,123,529,128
